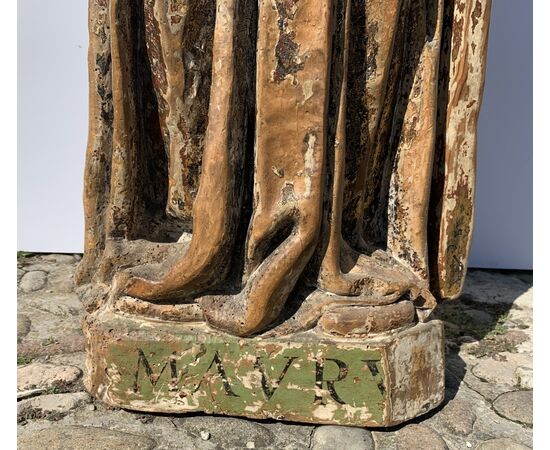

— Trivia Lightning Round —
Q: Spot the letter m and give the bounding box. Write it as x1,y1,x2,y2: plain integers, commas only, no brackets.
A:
133,349,175,393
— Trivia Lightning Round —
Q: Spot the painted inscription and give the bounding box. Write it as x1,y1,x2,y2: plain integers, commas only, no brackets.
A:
108,339,388,423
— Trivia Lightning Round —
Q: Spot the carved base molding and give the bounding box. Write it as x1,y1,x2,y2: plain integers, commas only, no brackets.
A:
83,310,445,427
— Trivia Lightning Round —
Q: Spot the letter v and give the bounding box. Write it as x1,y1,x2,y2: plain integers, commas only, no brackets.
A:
254,356,297,400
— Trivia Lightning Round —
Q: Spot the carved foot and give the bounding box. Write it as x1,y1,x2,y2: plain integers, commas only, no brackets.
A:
199,295,262,337
319,248,421,299
124,276,167,300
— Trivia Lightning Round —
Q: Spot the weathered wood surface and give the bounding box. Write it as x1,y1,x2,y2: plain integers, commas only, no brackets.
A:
431,0,493,299
78,0,490,425
84,310,444,427
78,0,491,336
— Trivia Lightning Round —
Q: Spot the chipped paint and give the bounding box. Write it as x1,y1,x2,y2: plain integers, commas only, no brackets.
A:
80,0,488,427
271,0,306,84
301,79,314,103
303,130,318,198
84,310,444,427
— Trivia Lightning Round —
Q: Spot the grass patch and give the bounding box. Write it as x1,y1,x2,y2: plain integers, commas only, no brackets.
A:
44,386,61,395
436,295,514,341
41,337,59,347
437,296,528,358
18,408,66,425
486,321,509,337
17,356,33,365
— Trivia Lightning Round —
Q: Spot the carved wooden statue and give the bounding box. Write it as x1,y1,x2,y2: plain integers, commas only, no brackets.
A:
79,0,491,426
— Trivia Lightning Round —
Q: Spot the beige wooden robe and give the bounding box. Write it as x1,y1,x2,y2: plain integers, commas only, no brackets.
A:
77,0,492,336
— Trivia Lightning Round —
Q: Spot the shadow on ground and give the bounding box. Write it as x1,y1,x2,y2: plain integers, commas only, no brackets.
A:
433,268,532,406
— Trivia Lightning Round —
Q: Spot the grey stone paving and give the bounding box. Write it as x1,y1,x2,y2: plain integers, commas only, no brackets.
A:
17,254,533,449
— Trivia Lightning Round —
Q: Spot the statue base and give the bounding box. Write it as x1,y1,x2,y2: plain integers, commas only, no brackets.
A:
83,309,445,427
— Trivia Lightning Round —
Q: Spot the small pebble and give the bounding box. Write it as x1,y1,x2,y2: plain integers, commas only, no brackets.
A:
200,431,210,441
246,442,255,449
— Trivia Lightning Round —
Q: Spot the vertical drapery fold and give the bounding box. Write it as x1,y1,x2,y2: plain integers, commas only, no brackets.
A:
78,0,492,337
429,0,492,299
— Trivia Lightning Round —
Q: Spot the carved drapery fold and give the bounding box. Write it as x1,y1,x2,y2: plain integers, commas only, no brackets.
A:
78,0,492,337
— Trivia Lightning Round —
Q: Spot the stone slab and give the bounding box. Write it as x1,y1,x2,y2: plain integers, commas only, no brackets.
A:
83,310,444,427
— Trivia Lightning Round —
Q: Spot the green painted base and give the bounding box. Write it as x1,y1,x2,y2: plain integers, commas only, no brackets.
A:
83,309,444,427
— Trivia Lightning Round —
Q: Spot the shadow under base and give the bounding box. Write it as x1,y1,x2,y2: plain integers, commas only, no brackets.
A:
83,309,444,427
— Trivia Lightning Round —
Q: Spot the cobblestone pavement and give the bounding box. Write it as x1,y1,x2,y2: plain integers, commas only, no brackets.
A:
17,254,533,449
